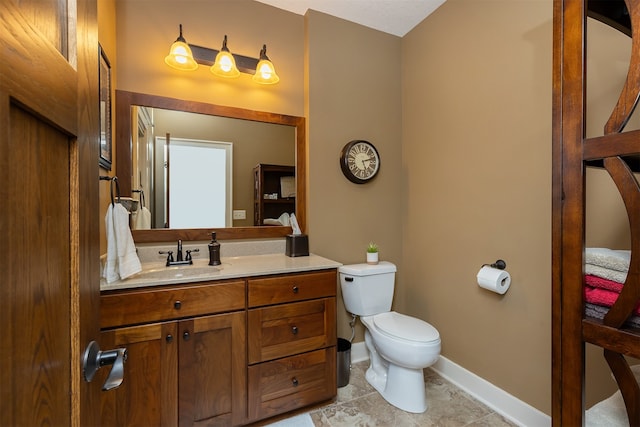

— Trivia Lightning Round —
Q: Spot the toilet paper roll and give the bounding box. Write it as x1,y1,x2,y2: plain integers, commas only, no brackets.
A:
477,266,511,294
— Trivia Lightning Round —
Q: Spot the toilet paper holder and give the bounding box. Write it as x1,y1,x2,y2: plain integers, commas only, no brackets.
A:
483,259,506,270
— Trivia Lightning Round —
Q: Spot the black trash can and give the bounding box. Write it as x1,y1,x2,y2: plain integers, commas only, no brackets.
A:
337,338,351,387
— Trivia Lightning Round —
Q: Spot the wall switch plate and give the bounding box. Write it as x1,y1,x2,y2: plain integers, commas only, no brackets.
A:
233,210,246,220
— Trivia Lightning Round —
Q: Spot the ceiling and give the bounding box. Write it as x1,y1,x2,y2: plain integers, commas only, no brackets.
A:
254,0,446,37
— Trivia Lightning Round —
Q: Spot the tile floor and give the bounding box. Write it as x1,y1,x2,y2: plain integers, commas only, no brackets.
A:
306,361,519,427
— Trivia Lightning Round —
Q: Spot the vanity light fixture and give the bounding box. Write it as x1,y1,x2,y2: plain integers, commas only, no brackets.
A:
164,25,280,84
164,25,198,71
252,45,280,85
210,35,240,78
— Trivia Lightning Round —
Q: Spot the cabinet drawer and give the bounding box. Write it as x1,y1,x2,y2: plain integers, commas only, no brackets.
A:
100,280,245,329
248,270,336,307
248,297,336,364
247,347,336,421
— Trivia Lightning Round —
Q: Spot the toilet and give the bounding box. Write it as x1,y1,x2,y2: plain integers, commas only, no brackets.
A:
339,261,441,413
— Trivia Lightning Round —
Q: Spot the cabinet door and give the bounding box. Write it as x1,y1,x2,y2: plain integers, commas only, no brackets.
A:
100,322,178,426
178,311,246,427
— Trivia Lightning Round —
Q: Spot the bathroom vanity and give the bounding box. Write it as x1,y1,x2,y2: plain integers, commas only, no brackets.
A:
99,251,340,426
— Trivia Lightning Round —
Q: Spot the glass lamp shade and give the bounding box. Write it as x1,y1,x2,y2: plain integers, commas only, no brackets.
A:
252,59,279,84
164,40,198,71
211,50,240,78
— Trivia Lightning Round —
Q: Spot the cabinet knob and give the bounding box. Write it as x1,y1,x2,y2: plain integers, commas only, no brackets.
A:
291,326,298,335
174,301,182,310
183,331,190,341
292,285,299,294
166,334,173,343
291,377,299,387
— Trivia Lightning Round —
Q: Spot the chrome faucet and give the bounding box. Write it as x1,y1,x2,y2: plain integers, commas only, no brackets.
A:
159,240,199,266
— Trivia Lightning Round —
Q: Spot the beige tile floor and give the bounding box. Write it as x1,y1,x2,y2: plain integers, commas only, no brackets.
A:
307,361,519,427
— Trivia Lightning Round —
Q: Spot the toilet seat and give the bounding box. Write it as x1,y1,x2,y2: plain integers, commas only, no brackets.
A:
373,312,439,343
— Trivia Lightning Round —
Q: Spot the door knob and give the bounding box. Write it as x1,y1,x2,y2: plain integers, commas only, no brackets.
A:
82,341,127,391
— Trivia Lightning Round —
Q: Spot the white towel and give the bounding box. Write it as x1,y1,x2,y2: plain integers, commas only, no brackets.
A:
134,206,151,230
586,248,631,272
103,203,142,283
585,264,628,284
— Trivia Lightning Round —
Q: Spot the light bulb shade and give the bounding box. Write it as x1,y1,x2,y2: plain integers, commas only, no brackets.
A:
211,48,240,78
164,26,198,71
252,45,279,84
252,59,279,84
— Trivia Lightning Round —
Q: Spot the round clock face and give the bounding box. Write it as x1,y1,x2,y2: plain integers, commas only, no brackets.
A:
340,140,380,184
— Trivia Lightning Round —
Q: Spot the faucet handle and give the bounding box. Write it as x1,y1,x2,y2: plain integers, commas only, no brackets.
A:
159,250,174,265
185,248,199,262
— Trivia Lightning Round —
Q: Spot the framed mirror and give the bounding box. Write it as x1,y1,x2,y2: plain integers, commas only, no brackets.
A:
115,90,306,243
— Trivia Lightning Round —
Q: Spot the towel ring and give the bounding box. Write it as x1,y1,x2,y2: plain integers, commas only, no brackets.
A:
99,176,121,206
132,189,145,208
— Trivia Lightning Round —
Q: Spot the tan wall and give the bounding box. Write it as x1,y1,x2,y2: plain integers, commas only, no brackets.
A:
98,0,117,255
114,0,304,117
401,0,632,413
305,10,403,343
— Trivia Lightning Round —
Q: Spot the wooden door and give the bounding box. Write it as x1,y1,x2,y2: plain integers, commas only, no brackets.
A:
0,0,101,426
178,312,247,427
100,322,179,426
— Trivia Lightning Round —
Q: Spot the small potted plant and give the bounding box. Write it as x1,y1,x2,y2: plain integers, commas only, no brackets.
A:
366,242,379,265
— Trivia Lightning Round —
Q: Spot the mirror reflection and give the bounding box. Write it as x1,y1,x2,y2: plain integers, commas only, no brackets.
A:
115,90,307,243
131,107,295,229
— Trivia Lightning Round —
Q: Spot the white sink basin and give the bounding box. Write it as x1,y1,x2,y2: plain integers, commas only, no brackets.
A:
129,263,228,281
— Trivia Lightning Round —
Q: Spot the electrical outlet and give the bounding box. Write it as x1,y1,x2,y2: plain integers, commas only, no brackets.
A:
233,210,246,220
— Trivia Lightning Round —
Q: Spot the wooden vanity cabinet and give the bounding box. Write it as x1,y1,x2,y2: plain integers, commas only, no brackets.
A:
246,270,337,422
99,280,246,427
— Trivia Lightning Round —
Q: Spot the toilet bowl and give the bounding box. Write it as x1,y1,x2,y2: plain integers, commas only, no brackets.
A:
361,312,440,413
338,262,441,413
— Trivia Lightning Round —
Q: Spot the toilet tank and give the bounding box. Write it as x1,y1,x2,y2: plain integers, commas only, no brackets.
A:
339,261,397,316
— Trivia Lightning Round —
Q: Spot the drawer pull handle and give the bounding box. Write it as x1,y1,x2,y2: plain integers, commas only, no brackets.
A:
291,377,299,387
291,326,298,335
166,334,173,343
174,301,182,310
183,331,190,341
292,285,299,294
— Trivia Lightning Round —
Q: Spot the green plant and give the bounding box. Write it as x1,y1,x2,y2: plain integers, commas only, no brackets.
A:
367,242,378,253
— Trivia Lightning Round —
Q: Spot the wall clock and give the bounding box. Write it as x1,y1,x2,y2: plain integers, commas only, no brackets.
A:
339,140,380,184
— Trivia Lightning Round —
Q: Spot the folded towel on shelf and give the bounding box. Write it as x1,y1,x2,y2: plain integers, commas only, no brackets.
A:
585,274,624,293
584,286,640,316
103,203,142,283
585,303,640,328
263,212,290,226
586,248,631,272
585,264,628,284
134,206,151,230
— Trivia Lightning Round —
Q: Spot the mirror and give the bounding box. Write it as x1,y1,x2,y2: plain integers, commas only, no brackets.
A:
115,90,306,243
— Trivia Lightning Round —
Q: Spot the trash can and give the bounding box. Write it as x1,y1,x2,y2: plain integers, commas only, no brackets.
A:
337,338,351,387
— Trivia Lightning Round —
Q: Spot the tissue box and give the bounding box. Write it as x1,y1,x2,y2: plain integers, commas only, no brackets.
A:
286,234,309,257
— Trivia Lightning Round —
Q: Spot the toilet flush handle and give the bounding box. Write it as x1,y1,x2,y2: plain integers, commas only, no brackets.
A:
345,277,354,282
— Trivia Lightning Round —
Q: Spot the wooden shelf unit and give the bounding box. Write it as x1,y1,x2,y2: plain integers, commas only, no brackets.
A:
253,164,295,226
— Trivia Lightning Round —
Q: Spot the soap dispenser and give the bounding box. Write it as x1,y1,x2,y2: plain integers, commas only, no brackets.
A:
208,232,221,266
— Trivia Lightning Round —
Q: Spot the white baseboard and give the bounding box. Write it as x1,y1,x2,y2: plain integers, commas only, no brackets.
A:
348,342,550,427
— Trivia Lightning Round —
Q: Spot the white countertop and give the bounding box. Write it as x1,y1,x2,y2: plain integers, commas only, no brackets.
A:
101,253,342,292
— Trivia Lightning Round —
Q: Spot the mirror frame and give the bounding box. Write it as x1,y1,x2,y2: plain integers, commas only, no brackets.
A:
115,90,306,243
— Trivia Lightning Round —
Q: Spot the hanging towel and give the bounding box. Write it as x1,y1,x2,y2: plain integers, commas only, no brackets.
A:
103,203,142,283
134,206,151,230
103,204,119,283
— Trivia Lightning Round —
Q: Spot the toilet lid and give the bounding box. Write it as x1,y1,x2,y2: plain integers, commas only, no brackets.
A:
373,312,440,343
